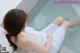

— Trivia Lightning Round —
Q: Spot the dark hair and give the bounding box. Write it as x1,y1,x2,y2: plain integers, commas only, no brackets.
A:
3,9,28,51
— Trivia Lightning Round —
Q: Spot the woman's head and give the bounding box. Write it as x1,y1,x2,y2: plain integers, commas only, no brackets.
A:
3,9,28,51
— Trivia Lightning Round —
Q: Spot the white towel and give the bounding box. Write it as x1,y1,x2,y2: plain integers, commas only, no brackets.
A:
16,23,66,53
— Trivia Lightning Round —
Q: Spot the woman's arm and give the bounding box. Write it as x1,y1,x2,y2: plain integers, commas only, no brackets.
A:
22,34,52,53
45,33,52,49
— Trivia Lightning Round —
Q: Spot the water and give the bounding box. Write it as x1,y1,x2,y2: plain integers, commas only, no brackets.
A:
30,1,80,53
17,0,80,53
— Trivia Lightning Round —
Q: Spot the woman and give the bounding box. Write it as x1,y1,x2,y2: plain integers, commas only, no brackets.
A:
3,9,70,53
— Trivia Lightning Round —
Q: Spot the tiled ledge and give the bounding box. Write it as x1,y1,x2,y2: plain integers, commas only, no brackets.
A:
0,0,22,24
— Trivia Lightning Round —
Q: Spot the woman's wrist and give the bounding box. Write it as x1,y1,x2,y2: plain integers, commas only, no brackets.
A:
46,34,52,49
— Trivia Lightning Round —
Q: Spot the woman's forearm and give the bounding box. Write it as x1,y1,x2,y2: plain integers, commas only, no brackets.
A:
46,34,52,50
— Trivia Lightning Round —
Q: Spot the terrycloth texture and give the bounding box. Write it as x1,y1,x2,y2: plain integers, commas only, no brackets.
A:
50,26,65,53
15,23,66,53
41,23,66,53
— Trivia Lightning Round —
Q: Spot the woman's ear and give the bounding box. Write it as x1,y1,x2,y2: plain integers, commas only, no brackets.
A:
11,36,16,43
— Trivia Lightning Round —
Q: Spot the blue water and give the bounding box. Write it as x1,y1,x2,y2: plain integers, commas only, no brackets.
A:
28,0,80,53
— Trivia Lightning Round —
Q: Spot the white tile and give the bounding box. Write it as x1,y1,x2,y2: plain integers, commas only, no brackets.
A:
0,0,23,24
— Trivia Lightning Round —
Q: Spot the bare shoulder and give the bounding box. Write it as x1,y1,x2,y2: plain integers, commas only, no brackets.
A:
16,32,38,51
17,32,36,43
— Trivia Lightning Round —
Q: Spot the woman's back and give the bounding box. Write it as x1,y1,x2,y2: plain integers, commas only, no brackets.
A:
15,27,48,53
